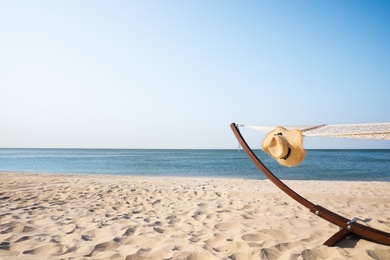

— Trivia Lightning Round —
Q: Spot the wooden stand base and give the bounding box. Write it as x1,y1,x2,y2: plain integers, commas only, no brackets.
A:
324,229,352,247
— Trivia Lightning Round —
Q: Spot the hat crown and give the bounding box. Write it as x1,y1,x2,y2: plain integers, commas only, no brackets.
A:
267,136,289,159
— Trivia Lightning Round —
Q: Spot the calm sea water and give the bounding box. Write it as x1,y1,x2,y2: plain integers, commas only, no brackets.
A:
0,149,389,181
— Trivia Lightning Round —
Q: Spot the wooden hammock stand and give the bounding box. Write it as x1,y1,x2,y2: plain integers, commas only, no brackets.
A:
230,123,390,247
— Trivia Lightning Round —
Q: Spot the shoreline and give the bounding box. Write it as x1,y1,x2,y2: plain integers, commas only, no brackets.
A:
2,171,390,183
1,172,389,259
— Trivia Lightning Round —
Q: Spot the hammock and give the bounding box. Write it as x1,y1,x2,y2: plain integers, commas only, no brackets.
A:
242,122,390,140
230,123,390,247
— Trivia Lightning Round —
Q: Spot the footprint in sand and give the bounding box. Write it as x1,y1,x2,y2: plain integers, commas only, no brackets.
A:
0,241,10,250
136,247,152,257
81,234,92,241
301,247,333,259
22,226,36,233
367,249,390,260
192,211,207,221
22,244,64,255
0,226,15,234
61,223,76,234
259,248,282,259
214,222,240,231
273,242,301,251
84,241,119,257
205,233,230,247
241,233,265,242
122,227,136,236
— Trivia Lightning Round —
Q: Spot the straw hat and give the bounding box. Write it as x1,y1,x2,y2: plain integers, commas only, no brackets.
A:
262,126,306,167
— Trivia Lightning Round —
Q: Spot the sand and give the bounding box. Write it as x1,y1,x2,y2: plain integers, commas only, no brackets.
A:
0,172,389,260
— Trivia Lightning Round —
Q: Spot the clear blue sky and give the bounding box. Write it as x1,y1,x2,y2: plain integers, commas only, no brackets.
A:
1,1,389,149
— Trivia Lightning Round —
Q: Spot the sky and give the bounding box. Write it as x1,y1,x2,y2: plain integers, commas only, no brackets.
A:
0,1,389,149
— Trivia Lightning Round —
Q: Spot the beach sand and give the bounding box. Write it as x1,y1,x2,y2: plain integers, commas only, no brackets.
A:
0,172,389,260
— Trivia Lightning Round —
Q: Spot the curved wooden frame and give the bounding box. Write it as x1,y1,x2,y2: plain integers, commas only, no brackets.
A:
230,123,390,246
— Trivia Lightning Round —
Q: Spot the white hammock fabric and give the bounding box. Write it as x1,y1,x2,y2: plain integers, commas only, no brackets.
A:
242,123,390,140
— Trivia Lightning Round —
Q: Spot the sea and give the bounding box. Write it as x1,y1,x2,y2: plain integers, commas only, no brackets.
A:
0,149,389,181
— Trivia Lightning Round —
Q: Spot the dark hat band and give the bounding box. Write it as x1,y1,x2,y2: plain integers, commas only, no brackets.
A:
281,147,291,160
